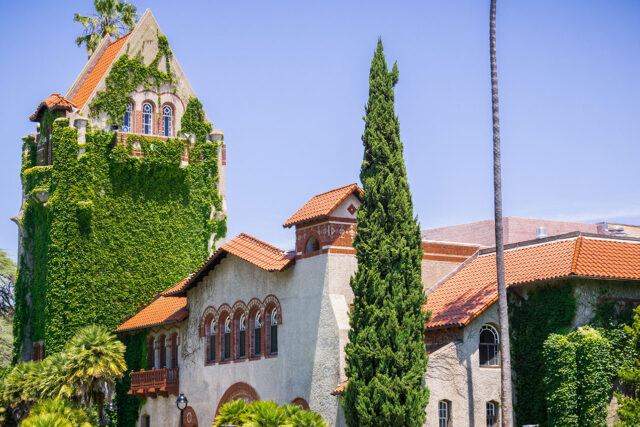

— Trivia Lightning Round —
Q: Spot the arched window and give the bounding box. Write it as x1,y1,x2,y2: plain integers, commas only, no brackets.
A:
170,333,178,368
223,317,231,361
159,334,166,368
208,319,216,363
238,314,246,359
147,336,154,368
122,103,132,132
162,105,173,137
486,401,497,427
438,400,451,427
142,102,153,135
305,236,320,253
253,311,262,357
479,324,500,367
270,308,278,355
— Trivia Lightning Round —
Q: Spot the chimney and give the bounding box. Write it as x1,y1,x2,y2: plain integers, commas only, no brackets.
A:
536,226,547,239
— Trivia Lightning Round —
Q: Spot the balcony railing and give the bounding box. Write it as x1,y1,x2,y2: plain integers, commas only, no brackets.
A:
129,367,179,398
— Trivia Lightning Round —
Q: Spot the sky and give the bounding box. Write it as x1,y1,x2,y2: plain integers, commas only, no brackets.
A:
0,1,639,259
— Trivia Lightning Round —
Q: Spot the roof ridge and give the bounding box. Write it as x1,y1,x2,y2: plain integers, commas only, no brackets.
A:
311,183,359,198
571,236,584,274
236,233,285,254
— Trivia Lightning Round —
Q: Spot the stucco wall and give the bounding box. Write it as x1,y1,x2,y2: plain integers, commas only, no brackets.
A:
424,304,501,427
137,250,356,426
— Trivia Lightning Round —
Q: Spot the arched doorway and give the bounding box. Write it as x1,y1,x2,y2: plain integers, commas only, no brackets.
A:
215,382,260,416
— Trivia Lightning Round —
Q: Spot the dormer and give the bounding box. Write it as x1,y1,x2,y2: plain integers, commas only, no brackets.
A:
283,184,362,258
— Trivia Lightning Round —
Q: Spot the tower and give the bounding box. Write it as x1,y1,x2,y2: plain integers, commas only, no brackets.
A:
13,9,226,362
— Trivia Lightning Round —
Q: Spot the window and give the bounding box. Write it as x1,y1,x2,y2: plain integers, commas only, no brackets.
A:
305,236,320,253
223,317,231,361
270,308,278,354
170,333,178,368
165,336,172,368
239,314,246,359
142,103,153,135
438,400,451,427
122,103,133,132
159,335,166,368
479,324,500,367
147,337,155,368
208,320,216,363
254,311,262,356
486,402,497,427
142,414,150,427
162,105,173,137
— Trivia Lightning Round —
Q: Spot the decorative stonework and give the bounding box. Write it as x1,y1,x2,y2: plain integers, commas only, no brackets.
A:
215,382,260,416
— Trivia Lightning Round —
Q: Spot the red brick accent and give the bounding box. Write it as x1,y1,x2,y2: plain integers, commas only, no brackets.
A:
216,382,260,416
295,221,356,257
291,398,309,410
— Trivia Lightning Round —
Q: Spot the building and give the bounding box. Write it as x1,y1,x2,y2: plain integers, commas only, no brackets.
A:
14,8,226,368
119,182,640,426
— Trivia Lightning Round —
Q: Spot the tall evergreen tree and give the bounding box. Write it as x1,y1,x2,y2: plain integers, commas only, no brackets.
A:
343,39,429,427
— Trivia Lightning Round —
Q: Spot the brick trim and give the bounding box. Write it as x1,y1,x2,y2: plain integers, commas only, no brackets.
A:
215,382,260,416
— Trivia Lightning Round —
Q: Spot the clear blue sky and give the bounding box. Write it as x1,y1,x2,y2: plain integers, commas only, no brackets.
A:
1,1,639,259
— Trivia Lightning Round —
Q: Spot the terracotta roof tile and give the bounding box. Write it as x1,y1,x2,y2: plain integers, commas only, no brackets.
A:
425,234,640,329
283,184,362,228
71,33,130,109
162,233,295,296
116,296,187,333
30,94,76,122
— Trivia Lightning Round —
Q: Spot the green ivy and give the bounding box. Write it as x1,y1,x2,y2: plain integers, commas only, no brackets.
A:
115,330,148,427
542,334,578,427
510,282,577,426
14,102,224,425
89,33,174,125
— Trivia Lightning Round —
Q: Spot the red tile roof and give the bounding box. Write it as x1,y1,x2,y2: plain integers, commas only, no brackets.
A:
116,296,188,333
332,381,347,396
163,233,295,296
30,94,76,122
425,233,640,329
283,184,362,228
71,33,130,109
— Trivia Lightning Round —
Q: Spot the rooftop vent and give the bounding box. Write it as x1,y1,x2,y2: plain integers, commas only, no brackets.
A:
536,226,547,239
608,225,625,234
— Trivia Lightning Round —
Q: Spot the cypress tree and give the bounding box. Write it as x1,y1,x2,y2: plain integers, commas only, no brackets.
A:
343,39,429,427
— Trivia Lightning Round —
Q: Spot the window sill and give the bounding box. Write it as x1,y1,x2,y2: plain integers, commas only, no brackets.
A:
205,361,216,366
265,353,278,359
479,365,501,369
234,358,247,363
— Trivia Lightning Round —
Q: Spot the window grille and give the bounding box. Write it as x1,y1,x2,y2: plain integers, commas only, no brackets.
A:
142,103,153,135
479,324,500,366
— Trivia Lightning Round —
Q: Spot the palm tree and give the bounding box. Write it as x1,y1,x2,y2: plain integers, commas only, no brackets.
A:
490,0,514,425
74,0,138,58
63,325,126,426
21,399,92,427
213,399,251,427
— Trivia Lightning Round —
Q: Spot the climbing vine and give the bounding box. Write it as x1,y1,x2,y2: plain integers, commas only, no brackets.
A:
15,100,224,426
89,33,174,125
509,282,577,426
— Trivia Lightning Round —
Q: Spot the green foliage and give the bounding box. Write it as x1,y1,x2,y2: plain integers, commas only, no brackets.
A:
89,34,173,125
542,334,578,427
1,325,122,425
343,39,428,427
22,166,53,196
21,399,92,427
15,106,223,424
115,330,147,427
509,282,577,426
213,399,328,427
74,0,138,58
181,97,212,143
616,306,640,426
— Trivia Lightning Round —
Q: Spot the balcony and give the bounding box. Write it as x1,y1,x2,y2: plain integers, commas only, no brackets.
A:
129,367,179,398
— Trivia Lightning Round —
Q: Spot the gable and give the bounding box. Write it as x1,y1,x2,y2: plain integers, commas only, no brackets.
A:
65,9,198,118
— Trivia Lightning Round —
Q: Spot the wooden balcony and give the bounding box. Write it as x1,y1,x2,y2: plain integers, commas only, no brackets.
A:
129,367,179,398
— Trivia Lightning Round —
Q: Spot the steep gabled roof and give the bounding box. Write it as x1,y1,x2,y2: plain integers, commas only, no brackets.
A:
30,94,76,122
163,233,295,296
116,296,187,333
283,183,362,228
425,233,640,329
70,33,131,109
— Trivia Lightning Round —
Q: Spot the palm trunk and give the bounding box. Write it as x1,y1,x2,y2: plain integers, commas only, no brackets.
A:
490,0,514,425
